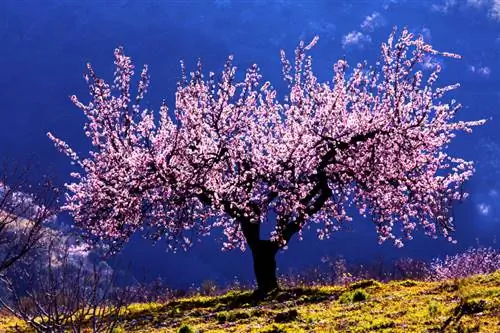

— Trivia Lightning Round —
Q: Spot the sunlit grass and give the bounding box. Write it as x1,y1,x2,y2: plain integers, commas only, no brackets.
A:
1,270,499,332
0,310,25,331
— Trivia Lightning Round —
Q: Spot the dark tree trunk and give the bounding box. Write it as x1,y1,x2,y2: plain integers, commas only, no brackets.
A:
250,240,279,296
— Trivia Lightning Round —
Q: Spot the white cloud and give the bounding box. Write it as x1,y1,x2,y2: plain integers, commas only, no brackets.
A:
341,31,371,49
466,0,489,8
382,0,404,10
421,54,442,70
490,0,500,20
432,0,500,21
469,65,492,77
341,11,384,51
421,27,432,41
477,203,491,215
361,12,385,32
431,0,458,13
304,20,336,41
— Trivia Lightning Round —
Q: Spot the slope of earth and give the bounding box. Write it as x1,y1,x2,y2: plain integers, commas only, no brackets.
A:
1,270,499,332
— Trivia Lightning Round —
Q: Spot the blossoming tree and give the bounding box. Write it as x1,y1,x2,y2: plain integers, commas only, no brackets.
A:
49,29,485,295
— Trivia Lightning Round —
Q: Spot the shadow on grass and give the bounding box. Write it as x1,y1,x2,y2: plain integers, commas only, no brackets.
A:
167,286,337,312
121,287,338,330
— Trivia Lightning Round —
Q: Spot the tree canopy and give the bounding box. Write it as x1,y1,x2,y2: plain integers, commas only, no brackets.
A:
49,28,485,254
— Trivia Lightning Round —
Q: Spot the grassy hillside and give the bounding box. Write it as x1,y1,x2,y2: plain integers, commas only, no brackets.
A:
2,270,499,332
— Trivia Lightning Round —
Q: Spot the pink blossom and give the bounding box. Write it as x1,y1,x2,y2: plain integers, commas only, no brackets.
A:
49,29,485,253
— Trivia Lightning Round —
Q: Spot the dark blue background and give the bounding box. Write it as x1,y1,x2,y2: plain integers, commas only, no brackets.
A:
0,0,498,289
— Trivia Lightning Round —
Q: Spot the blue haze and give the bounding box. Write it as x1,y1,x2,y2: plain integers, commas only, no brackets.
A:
0,0,499,289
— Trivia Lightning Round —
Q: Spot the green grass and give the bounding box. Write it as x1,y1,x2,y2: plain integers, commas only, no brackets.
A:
2,270,499,332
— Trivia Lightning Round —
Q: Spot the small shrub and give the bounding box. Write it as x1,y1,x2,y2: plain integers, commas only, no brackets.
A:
339,291,352,304
352,289,369,302
428,301,441,317
233,311,251,320
178,324,194,333
339,288,369,304
274,309,298,323
215,311,228,323
200,280,217,296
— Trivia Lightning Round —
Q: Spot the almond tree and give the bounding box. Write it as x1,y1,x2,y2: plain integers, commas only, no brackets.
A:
0,160,58,274
48,28,485,295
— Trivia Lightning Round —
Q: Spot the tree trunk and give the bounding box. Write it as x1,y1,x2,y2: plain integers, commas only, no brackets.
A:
250,240,279,296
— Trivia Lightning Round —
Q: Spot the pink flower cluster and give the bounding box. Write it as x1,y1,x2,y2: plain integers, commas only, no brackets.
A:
48,28,485,252
428,247,500,280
